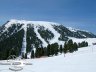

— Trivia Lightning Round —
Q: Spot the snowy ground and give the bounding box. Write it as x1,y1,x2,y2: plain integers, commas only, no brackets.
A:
69,37,96,45
0,45,96,72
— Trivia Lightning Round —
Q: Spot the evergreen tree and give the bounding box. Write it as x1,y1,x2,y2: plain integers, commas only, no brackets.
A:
60,45,63,53
73,42,78,51
67,39,74,53
31,50,35,58
85,42,88,46
25,53,27,59
21,52,25,59
40,46,44,57
35,48,39,58
50,43,59,56
9,48,16,56
54,43,59,56
78,41,88,48
43,47,47,56
47,44,51,56
64,42,67,54
78,42,81,48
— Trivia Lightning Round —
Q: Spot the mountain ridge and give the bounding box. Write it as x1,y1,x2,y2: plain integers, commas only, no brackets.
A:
0,19,96,45
0,19,96,59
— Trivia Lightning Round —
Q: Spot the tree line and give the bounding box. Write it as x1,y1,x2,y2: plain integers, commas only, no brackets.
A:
0,38,88,59
22,39,88,59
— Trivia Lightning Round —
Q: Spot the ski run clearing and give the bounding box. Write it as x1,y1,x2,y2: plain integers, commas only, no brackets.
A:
0,44,96,72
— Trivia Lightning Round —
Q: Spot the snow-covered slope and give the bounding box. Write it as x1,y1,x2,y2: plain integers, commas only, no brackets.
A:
0,19,96,43
0,19,96,57
69,37,96,45
34,26,48,47
0,45,96,72
26,45,96,72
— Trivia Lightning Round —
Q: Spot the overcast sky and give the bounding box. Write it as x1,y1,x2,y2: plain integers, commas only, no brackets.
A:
0,0,96,34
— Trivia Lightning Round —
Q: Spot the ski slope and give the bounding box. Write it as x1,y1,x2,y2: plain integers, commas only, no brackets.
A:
0,45,96,72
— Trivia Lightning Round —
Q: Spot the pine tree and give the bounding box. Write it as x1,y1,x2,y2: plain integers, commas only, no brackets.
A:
73,42,78,51
78,41,88,48
67,39,74,53
47,44,51,56
9,48,16,56
64,42,67,54
50,43,59,56
40,46,44,57
35,48,39,58
21,52,25,59
54,43,59,56
43,47,47,56
85,42,88,46
31,50,35,58
60,45,63,53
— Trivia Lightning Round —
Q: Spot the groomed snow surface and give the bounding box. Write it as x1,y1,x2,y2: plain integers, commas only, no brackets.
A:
0,45,96,72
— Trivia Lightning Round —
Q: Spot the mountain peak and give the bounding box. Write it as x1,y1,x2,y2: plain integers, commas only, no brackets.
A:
8,19,60,26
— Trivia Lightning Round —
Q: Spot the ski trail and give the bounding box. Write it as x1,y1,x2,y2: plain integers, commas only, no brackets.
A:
46,25,60,44
34,26,48,47
42,24,64,45
21,23,27,54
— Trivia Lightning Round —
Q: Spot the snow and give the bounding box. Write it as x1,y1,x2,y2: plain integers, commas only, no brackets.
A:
8,19,62,46
3,19,96,47
46,25,60,44
28,19,61,44
27,52,31,59
34,26,48,47
21,22,27,54
69,37,96,45
9,19,60,26
67,27,90,33
1,19,96,72
3,19,59,33
67,27,77,32
3,19,62,45
0,45,96,72
58,41,65,46
82,34,87,37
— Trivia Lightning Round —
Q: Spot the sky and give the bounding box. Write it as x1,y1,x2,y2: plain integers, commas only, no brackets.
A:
0,0,96,34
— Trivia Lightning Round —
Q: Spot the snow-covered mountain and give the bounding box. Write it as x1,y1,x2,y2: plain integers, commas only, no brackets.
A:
0,19,96,58
0,19,96,42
